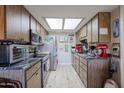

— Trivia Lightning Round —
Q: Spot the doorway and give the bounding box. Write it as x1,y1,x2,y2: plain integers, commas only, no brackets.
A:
57,35,71,65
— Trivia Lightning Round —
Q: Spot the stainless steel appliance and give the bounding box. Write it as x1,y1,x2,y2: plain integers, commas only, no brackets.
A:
31,32,42,44
0,45,27,66
41,54,50,87
39,35,58,71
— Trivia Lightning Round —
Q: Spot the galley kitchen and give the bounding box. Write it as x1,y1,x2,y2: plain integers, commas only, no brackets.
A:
0,5,124,88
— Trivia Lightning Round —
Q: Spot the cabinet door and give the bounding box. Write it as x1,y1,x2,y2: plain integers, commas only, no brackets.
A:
31,16,37,34
99,12,110,42
6,5,22,40
40,26,46,36
0,5,5,40
87,22,92,43
27,68,41,88
79,28,83,39
92,16,98,42
36,22,41,35
21,7,30,42
82,26,87,37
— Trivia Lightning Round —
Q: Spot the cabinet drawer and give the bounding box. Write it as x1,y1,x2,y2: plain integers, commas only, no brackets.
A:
27,68,41,88
80,69,87,87
80,68,87,80
80,62,87,71
26,62,41,80
80,58,87,65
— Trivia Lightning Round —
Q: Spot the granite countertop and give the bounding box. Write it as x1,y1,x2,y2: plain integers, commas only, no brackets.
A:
0,53,50,70
72,50,111,60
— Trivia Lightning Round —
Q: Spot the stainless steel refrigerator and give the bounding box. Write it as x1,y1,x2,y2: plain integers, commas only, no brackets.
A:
39,35,58,71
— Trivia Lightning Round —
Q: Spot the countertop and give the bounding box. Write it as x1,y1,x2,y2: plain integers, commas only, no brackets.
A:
72,50,111,60
0,53,50,70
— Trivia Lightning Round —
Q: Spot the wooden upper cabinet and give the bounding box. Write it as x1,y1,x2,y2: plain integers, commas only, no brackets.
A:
6,5,22,40
0,5,47,42
98,12,110,42
0,6,5,40
76,12,111,43
92,15,98,43
82,25,87,37
87,21,92,43
40,26,44,36
21,7,30,42
31,16,37,34
36,22,41,35
40,26,48,36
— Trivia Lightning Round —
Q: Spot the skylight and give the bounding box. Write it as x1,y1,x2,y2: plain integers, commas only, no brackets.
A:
64,19,82,29
45,18,82,30
45,18,63,29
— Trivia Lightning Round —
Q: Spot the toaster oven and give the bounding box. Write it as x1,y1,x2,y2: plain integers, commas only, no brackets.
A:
0,45,27,66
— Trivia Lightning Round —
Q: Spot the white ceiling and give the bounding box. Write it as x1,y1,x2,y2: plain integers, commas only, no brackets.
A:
24,5,118,33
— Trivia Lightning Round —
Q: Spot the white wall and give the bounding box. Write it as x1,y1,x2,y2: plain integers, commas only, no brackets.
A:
120,5,124,88
49,32,76,64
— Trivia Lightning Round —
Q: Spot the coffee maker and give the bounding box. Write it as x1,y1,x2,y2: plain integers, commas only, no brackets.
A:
96,44,108,58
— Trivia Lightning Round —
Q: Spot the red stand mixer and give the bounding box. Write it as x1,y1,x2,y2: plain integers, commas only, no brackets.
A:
96,44,108,58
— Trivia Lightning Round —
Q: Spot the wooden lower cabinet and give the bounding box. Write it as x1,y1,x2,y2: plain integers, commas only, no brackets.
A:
26,68,41,88
80,58,87,87
88,59,110,88
71,52,75,67
80,67,87,87
26,62,41,88
73,53,80,74
72,52,110,88
0,61,42,88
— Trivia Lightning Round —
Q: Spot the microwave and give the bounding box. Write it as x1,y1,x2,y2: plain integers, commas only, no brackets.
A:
0,45,27,66
31,33,42,44
112,43,120,57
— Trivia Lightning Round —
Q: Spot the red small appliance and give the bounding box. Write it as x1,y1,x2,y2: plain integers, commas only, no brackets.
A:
96,44,108,58
75,44,83,53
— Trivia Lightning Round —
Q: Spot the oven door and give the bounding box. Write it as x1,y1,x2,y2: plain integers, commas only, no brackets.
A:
42,61,47,80
10,45,26,64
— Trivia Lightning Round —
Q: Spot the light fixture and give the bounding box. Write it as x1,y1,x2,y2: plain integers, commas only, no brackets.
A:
45,18,82,30
64,18,82,29
45,18,63,29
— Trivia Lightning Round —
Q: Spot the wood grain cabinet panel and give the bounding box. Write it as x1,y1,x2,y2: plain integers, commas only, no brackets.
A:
99,12,111,42
26,62,41,88
87,22,92,43
40,26,48,36
27,68,41,88
21,7,30,42
0,5,5,40
36,22,41,35
76,12,111,43
88,59,110,88
6,5,22,40
82,25,87,37
72,52,110,88
0,5,47,42
31,16,37,34
79,58,87,87
26,62,41,80
92,15,98,43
